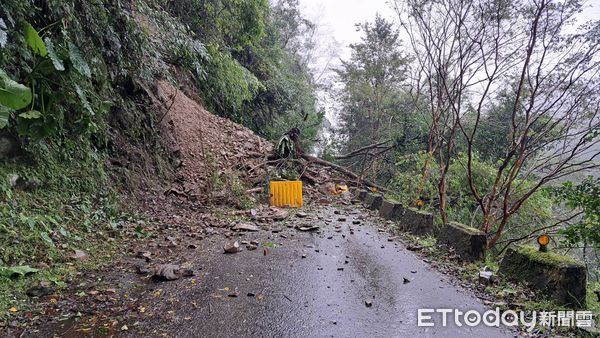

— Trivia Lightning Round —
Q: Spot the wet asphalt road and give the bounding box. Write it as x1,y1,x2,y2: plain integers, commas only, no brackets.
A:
127,205,514,338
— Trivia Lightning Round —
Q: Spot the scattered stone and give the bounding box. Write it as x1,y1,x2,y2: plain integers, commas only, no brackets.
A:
380,245,385,249
352,220,361,225
246,244,258,251
302,254,307,258
272,209,289,221
337,267,344,271
35,262,50,270
153,264,180,281
271,228,282,233
223,241,241,254
406,245,423,251
337,217,346,222
188,244,198,249
70,249,88,261
334,210,341,215
478,271,494,285
135,264,150,275
365,300,373,308
318,198,330,204
8,174,41,191
411,270,417,274
228,293,239,298
181,269,196,277
296,212,309,218
403,278,410,284
247,292,255,297
250,240,259,245
166,236,178,246
26,286,53,298
232,223,259,232
296,224,319,231
137,251,152,262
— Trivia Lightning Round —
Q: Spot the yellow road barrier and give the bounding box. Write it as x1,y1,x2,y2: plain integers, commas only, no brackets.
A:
269,180,303,208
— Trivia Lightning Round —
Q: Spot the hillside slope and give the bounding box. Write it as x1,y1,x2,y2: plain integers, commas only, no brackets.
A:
131,80,275,228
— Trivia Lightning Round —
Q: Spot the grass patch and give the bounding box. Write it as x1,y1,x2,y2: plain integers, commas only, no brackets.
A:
0,140,126,319
416,235,437,248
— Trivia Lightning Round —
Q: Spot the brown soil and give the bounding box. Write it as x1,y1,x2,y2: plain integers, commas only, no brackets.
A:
119,80,276,230
155,80,273,190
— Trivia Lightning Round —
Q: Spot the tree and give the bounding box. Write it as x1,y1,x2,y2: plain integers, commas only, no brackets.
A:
395,0,600,247
334,15,415,182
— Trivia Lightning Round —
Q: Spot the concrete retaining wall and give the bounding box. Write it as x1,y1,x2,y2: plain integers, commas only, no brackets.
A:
397,207,434,236
436,222,486,261
356,191,434,236
499,245,587,308
379,199,404,221
363,192,384,210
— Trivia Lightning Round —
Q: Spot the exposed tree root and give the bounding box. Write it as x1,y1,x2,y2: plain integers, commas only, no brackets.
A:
273,128,387,192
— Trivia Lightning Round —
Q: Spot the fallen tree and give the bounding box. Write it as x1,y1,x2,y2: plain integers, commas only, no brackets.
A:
280,128,388,192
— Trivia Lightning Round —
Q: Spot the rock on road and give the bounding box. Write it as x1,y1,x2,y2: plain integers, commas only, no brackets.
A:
45,205,514,338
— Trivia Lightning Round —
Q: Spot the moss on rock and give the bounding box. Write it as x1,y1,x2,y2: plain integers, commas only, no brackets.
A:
516,245,580,267
500,245,587,308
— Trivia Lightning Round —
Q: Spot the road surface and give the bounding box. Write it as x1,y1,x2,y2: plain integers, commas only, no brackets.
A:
41,205,514,338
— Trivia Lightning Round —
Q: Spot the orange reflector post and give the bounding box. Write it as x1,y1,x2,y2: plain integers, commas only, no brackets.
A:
269,181,303,208
537,234,550,252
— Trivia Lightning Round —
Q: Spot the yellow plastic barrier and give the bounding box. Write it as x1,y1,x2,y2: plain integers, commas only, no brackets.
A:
269,180,303,208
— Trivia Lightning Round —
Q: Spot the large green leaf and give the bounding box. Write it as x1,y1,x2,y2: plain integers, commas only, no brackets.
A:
0,265,39,278
68,42,91,78
0,18,7,48
44,37,64,71
0,104,12,128
19,110,42,119
74,84,94,116
0,69,32,110
23,22,47,56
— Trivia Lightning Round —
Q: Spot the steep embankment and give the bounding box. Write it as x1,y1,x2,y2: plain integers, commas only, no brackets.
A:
155,80,272,189
0,0,328,328
132,80,274,227
0,0,285,322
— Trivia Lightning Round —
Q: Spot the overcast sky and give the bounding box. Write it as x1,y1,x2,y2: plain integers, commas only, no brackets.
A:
299,0,600,128
299,0,600,61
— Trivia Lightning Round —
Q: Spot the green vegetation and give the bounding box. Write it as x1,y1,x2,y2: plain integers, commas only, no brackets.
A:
389,152,554,237
0,0,322,315
516,245,581,267
547,177,600,248
335,3,598,310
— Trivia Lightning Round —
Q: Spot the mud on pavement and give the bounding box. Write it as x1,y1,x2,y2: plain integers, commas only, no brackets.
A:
15,203,514,338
